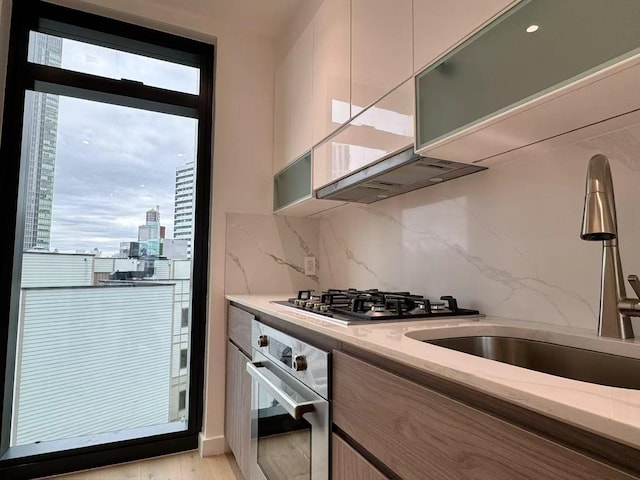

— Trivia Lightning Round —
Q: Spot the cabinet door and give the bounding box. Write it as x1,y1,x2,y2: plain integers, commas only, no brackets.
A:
333,350,636,480
415,0,640,152
224,342,251,479
228,305,254,356
274,24,313,173
351,0,412,114
332,434,389,480
273,151,312,212
413,0,516,73
313,79,414,190
312,0,350,144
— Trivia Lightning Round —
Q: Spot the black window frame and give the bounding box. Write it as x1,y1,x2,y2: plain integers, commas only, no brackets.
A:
0,1,214,478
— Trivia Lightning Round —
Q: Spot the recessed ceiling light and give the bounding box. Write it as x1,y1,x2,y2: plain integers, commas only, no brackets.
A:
140,184,145,187
177,153,184,157
82,140,90,144
526,25,539,33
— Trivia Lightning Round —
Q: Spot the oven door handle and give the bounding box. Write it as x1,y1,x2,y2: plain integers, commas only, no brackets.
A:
246,362,317,420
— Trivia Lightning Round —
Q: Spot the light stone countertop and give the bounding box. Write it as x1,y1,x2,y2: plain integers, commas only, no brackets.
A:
226,293,640,450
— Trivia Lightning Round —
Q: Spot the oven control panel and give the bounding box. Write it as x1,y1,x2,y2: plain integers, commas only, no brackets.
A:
251,320,329,399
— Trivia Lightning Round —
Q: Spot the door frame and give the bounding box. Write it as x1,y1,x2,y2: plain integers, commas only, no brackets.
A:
0,1,214,477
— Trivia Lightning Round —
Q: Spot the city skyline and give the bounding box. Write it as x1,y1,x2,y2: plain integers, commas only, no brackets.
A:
22,32,198,256
47,95,197,256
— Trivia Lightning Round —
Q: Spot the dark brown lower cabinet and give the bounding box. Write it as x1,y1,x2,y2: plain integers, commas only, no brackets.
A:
332,434,389,480
333,350,638,480
225,341,251,479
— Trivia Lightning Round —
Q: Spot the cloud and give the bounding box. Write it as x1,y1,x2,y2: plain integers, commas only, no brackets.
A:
48,93,197,254
60,37,200,94
25,35,199,255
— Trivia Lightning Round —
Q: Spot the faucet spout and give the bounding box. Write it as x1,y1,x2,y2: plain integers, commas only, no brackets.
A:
580,154,634,339
581,154,617,241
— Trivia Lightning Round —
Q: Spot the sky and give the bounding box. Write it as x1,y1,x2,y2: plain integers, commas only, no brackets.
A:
37,35,199,256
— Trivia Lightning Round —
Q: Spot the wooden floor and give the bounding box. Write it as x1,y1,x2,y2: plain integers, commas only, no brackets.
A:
42,451,243,480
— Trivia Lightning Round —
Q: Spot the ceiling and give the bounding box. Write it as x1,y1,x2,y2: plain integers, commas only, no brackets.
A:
145,0,306,39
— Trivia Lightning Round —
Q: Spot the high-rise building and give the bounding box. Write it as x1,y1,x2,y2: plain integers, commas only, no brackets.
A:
21,33,62,251
146,208,160,223
173,162,195,258
138,206,163,256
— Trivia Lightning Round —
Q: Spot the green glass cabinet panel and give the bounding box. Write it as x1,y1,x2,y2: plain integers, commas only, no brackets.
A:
273,152,312,211
416,0,640,149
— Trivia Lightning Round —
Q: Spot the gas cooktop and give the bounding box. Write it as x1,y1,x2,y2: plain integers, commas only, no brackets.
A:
272,289,481,326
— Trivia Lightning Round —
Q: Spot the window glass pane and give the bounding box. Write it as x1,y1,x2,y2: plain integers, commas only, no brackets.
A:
181,307,189,328
180,349,188,369
28,31,200,94
12,90,197,447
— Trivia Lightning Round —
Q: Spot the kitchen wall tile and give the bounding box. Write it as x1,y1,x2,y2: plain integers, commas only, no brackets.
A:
318,124,640,332
226,213,319,294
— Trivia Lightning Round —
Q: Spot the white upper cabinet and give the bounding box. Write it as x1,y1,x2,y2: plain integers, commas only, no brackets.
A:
314,78,414,190
413,0,516,74
351,0,413,114
312,0,350,145
274,24,314,174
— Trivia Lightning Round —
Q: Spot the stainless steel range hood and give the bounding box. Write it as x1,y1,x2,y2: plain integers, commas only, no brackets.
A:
315,146,487,204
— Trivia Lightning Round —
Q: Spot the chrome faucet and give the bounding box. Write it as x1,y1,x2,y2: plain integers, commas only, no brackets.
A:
581,154,637,339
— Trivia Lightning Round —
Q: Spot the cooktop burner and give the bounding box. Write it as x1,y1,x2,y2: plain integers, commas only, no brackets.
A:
272,289,481,325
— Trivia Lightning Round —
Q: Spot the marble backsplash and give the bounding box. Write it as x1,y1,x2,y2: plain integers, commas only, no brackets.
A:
224,124,640,332
225,213,319,294
318,123,640,332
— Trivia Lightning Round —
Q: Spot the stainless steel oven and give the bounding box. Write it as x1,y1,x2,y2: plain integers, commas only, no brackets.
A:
247,320,329,480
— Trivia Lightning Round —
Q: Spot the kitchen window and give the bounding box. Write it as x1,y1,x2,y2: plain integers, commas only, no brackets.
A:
0,0,213,477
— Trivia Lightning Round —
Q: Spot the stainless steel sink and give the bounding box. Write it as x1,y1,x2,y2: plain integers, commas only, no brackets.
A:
426,336,640,389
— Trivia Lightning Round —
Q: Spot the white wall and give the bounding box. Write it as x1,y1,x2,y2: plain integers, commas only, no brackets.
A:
318,121,640,333
172,260,191,280
93,258,139,274
225,213,320,294
0,0,278,454
275,0,323,63
21,253,94,287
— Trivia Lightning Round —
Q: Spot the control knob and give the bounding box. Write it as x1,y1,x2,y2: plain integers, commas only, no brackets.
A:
257,335,269,347
292,355,307,372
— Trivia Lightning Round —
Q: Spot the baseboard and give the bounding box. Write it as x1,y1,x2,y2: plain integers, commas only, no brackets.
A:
198,433,229,457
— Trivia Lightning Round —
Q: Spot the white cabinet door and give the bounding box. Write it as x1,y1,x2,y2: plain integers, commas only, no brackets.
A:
273,59,288,174
314,78,414,190
351,0,412,115
413,0,517,73
312,0,350,145
274,24,314,173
